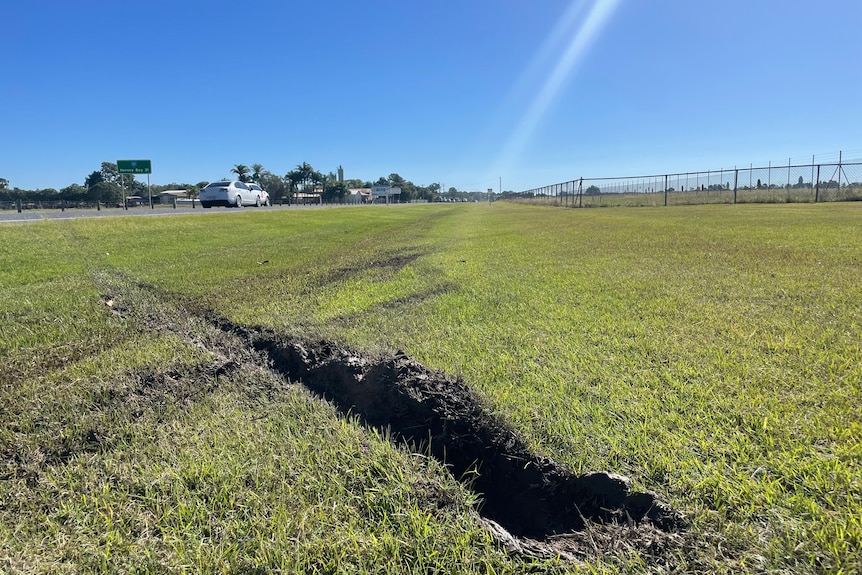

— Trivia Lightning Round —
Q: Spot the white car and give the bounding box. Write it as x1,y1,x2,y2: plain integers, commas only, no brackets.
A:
199,180,258,208
248,183,271,207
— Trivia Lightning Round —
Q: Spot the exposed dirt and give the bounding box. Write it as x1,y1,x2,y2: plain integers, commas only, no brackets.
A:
316,250,426,286
248,336,683,538
152,282,687,558
15,273,687,562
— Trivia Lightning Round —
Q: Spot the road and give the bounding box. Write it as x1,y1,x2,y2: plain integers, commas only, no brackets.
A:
0,203,341,224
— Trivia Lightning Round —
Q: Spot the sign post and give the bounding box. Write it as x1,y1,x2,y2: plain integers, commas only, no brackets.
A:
117,160,153,208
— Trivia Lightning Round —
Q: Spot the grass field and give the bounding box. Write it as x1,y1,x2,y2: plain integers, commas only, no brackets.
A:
1,202,860,573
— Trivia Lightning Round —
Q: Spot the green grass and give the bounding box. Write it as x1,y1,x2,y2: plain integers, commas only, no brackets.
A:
515,184,862,207
1,203,860,573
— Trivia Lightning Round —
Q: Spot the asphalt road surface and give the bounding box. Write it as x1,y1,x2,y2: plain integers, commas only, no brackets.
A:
0,203,335,223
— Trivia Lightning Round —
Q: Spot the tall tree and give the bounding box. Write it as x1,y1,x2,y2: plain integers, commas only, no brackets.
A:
251,163,264,183
287,162,315,192
231,164,250,182
311,170,326,193
259,172,285,202
299,162,314,191
285,170,302,196
84,170,104,189
87,181,121,204
100,162,120,184
59,184,84,202
322,179,347,202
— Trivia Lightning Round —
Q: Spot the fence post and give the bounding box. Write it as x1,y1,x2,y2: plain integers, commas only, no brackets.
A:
664,175,668,206
16,199,22,213
836,151,848,192
815,165,821,203
97,200,100,211
733,169,738,204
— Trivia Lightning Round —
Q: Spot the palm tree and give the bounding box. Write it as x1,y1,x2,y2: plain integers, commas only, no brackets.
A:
284,162,320,204
251,163,264,183
311,170,326,194
231,164,250,183
297,162,314,191
285,170,302,204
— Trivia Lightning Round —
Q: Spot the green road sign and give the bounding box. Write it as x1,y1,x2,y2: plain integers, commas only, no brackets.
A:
117,159,152,174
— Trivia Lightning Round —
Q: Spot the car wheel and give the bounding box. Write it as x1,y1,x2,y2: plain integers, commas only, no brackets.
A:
235,195,243,208
265,198,271,206
201,202,212,208
255,197,261,207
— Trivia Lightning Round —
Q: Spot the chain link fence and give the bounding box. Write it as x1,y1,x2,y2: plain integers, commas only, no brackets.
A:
512,160,862,207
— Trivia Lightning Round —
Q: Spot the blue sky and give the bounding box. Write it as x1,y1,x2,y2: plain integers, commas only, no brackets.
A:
2,0,860,192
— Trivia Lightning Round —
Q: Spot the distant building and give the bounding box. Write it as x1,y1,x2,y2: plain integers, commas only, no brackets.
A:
293,192,322,204
371,186,401,204
346,188,372,204
158,190,188,204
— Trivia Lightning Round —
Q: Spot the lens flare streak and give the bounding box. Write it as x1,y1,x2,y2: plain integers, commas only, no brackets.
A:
490,0,623,184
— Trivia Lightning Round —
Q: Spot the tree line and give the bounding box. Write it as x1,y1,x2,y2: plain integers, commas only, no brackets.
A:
228,162,451,204
0,161,488,206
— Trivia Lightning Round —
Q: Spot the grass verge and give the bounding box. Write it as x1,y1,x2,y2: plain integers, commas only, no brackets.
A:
1,203,860,573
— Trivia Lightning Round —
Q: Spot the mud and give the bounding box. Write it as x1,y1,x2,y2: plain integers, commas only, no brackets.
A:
248,335,682,540
124,286,684,544
316,250,426,286
52,274,686,561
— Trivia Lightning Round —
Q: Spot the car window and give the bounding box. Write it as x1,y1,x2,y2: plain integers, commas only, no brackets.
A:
237,182,248,190
207,182,229,189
